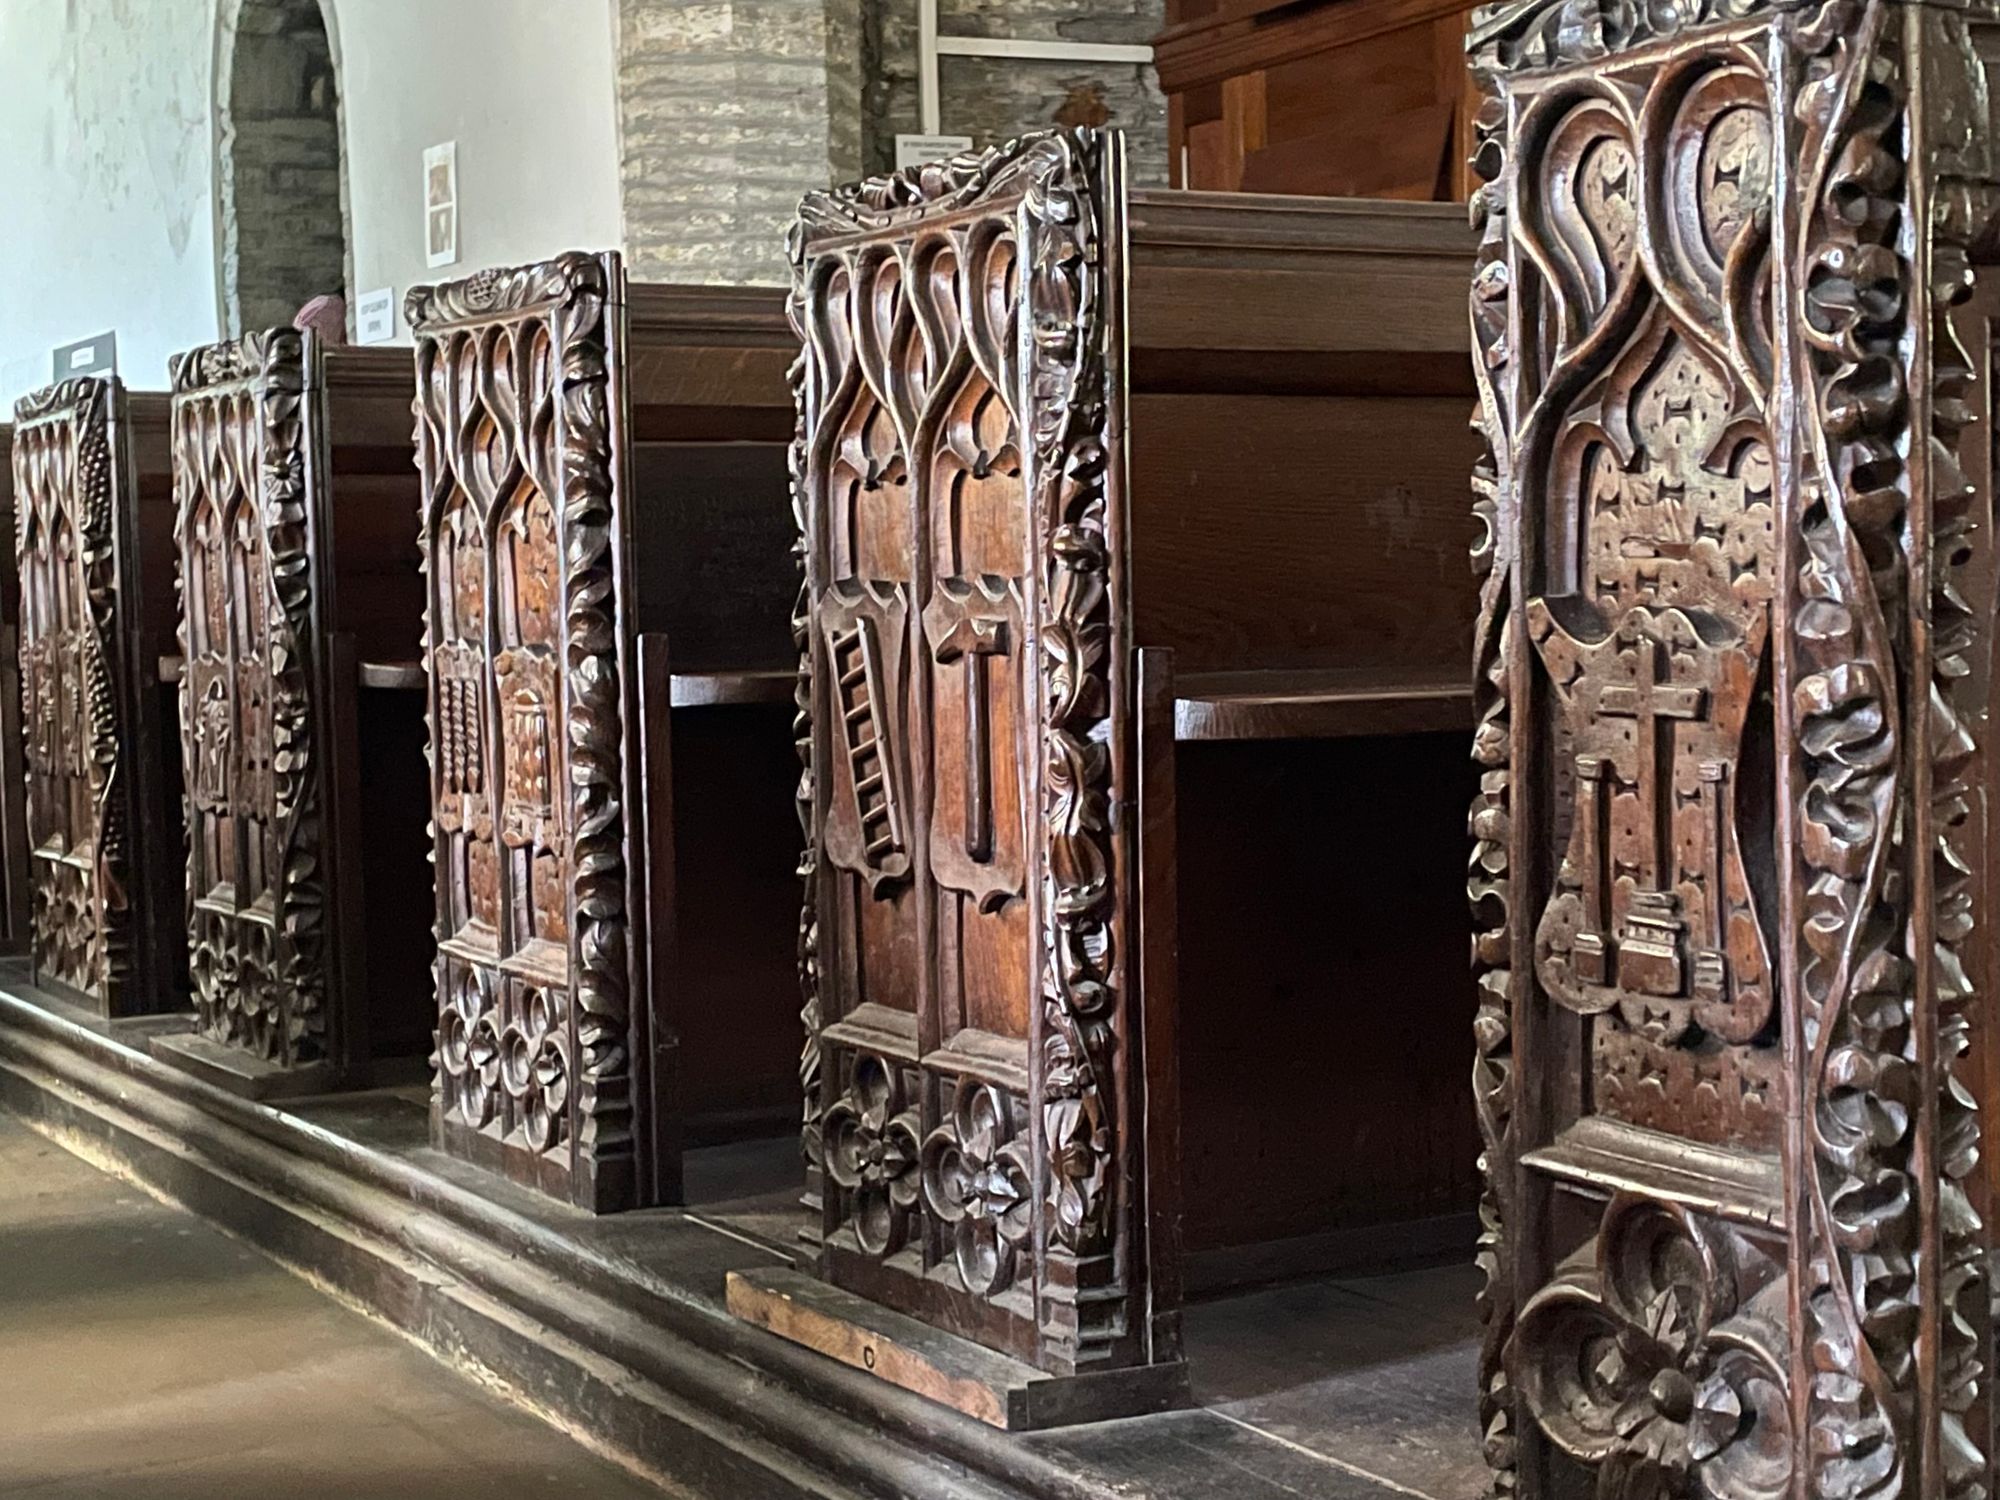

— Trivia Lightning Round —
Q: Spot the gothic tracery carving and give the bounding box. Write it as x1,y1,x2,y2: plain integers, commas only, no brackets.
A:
795,130,1140,1372
1475,1,1996,1494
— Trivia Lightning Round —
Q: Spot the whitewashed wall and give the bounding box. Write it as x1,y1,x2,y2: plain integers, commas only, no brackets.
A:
0,0,624,406
334,0,623,341
0,0,217,404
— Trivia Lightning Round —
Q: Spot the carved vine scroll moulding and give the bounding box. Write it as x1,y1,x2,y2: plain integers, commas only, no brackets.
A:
1469,0,1999,1495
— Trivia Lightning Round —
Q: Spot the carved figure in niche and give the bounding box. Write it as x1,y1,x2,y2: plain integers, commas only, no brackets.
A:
196,676,233,809
495,485,563,948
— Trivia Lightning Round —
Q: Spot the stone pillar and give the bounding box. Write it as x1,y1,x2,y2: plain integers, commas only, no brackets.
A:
617,0,866,285
1467,0,2000,1496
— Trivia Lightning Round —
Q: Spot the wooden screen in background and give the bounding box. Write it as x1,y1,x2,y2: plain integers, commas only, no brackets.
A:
1156,0,1479,199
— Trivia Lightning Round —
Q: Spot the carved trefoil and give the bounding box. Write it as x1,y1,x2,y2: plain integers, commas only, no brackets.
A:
409,253,652,1212
791,130,1176,1381
1468,1,1997,1495
11,376,174,1013
169,331,329,1072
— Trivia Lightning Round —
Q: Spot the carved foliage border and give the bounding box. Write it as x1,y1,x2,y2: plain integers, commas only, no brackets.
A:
168,330,326,1065
12,376,130,1004
1466,84,1520,1499
408,250,636,1189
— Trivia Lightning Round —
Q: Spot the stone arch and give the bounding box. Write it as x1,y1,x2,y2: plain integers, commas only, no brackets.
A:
213,0,352,336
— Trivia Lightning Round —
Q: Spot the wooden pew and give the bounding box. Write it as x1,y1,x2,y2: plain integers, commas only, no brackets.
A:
9,377,183,1014
727,127,1481,1423
148,332,430,1098
407,258,799,1212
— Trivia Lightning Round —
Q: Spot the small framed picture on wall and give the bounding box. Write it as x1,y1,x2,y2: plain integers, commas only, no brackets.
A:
424,141,458,269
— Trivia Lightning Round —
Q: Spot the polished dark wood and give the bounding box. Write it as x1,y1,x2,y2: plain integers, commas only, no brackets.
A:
1157,0,1478,199
10,377,183,1015
1468,2,2000,1495
787,131,1480,1392
406,259,799,1212
155,333,428,1095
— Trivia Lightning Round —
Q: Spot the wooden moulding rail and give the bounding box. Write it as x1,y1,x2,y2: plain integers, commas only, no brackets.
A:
1172,666,1471,741
0,979,1407,1500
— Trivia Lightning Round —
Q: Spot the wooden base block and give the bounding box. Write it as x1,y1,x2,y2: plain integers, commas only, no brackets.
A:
148,1030,337,1102
726,1266,1192,1431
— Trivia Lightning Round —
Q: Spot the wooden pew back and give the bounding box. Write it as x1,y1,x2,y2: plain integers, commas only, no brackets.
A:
1126,189,1478,686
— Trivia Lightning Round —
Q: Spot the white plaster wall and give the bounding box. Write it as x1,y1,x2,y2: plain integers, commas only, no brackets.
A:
0,0,624,406
334,0,624,341
0,0,216,404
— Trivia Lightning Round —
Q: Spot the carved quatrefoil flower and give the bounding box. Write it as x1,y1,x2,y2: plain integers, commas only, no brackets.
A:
923,1084,1034,1297
825,1055,922,1257
437,967,501,1130
1514,1197,1791,1500
502,986,569,1154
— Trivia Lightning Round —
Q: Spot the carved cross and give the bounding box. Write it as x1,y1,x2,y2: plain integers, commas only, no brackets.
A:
933,614,1008,864
1597,633,1705,891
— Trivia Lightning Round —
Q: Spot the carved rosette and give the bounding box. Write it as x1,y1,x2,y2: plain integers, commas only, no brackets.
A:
409,251,638,1207
922,1083,1036,1297
168,329,326,1066
12,377,132,1006
824,1053,922,1255
1514,1198,1794,1498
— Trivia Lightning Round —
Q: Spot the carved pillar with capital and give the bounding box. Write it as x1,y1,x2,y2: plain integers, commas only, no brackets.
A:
1468,1,2000,1495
